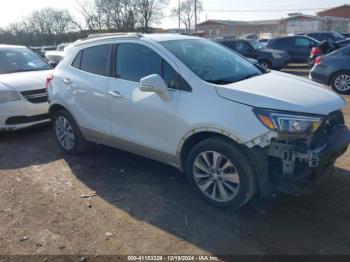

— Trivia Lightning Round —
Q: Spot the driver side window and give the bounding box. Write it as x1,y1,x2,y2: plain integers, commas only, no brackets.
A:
116,43,178,89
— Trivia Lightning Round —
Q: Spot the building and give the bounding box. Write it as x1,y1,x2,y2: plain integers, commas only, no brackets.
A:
197,4,350,38
280,14,350,34
197,20,281,38
317,4,350,18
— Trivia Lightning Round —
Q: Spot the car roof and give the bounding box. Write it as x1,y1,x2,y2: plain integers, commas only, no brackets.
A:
0,44,26,49
272,35,319,42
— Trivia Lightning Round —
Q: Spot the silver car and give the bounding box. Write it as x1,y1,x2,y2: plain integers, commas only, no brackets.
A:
48,34,350,209
0,45,52,131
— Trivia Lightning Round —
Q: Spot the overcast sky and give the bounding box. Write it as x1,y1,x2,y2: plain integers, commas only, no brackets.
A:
0,0,348,29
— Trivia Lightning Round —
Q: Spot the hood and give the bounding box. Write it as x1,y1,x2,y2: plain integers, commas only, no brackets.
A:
216,71,345,115
0,70,52,92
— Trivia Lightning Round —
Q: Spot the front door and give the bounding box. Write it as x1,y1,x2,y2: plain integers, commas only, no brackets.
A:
107,42,180,158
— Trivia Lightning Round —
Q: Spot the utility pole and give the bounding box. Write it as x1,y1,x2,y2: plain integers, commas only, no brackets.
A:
178,0,181,33
194,0,197,33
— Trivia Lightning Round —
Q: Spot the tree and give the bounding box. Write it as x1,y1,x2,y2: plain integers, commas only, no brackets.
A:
172,0,203,32
137,0,168,32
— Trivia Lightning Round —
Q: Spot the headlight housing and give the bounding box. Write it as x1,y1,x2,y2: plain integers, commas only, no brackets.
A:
253,108,323,135
0,90,21,104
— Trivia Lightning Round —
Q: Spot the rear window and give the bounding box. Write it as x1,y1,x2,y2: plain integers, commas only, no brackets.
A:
79,45,111,76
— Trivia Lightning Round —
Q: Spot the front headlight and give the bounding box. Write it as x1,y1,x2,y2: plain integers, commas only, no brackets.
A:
272,53,282,59
253,108,323,135
0,90,21,104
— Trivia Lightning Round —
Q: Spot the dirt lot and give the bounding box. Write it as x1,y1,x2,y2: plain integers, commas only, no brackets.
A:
1,66,350,256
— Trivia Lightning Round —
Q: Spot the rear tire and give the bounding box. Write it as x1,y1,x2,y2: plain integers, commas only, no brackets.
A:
52,109,89,155
330,71,350,94
186,137,257,210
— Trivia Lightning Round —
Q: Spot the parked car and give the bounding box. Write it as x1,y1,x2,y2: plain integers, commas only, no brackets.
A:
38,46,57,57
308,39,350,68
48,33,350,209
305,31,346,42
308,40,341,68
45,43,71,67
0,45,52,131
310,45,350,94
45,51,65,67
267,36,319,63
341,33,350,38
216,39,290,70
258,39,270,46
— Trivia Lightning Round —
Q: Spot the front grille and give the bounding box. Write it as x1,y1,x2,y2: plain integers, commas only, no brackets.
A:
20,89,48,104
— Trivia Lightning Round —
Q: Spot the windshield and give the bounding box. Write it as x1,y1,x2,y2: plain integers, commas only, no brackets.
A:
250,40,265,50
0,48,52,74
161,39,263,84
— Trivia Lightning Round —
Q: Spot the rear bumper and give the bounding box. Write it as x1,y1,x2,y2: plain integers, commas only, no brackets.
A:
310,64,335,86
250,125,350,196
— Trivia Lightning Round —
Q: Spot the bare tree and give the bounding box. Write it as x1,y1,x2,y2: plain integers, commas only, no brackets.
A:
172,0,202,32
77,0,105,31
137,0,168,32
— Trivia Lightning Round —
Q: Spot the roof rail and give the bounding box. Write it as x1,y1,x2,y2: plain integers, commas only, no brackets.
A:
74,32,143,46
87,32,143,39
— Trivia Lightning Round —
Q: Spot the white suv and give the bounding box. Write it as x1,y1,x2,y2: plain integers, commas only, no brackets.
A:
48,33,350,209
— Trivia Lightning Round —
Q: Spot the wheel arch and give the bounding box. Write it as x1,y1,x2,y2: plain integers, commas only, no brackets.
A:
49,104,69,117
178,128,242,171
178,129,270,197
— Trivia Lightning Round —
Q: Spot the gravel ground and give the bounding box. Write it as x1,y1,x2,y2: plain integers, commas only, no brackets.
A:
1,67,350,256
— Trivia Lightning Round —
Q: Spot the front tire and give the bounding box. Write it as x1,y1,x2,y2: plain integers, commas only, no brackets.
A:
258,59,272,69
52,109,88,155
330,71,350,94
186,137,257,209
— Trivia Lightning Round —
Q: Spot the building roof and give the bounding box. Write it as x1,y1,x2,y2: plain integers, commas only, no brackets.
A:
197,19,281,27
283,14,350,22
317,4,350,15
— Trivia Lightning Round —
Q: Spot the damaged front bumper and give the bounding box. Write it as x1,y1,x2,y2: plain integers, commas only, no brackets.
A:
249,110,350,196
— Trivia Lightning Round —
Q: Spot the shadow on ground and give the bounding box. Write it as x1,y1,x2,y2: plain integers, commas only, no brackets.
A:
1,126,350,254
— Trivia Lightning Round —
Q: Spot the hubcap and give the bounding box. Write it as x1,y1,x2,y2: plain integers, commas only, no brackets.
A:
55,116,75,150
193,151,240,203
335,74,350,91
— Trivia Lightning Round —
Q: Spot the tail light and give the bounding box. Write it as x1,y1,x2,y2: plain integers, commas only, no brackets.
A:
45,74,54,90
315,57,323,65
310,47,321,56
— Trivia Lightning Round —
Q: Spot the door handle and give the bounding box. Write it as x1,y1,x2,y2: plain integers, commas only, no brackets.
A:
109,91,123,99
63,78,72,85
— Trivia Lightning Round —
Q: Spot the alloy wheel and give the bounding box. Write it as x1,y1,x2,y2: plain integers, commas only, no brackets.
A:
55,116,75,150
192,151,240,202
334,74,350,92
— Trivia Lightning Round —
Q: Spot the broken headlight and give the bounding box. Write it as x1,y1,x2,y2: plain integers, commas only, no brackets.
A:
254,108,323,135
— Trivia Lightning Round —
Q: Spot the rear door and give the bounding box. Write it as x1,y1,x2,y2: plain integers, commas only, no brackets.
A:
269,38,295,61
294,37,317,63
62,44,112,135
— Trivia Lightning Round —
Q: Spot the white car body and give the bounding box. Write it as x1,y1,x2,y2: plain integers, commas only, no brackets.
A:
0,45,52,131
48,34,350,207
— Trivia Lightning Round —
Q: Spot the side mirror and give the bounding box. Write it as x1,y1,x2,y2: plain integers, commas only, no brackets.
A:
139,74,171,101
